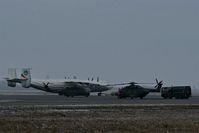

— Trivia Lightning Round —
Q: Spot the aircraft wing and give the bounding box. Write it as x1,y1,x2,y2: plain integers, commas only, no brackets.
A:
64,81,89,88
63,80,110,93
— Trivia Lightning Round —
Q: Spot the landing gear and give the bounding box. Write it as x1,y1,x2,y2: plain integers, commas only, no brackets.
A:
85,93,90,97
118,96,122,99
98,92,102,96
64,94,69,97
58,93,63,96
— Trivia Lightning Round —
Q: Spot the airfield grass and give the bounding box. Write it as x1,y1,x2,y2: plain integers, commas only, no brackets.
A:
0,105,199,133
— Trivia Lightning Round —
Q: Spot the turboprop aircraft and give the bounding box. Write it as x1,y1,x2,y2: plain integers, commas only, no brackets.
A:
5,68,109,97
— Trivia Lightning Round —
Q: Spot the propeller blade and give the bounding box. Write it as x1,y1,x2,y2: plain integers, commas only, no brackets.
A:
156,78,158,84
155,79,163,88
42,82,51,88
159,81,163,85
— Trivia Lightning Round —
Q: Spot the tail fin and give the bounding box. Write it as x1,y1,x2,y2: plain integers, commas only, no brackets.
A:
8,68,17,79
21,68,31,88
7,68,17,87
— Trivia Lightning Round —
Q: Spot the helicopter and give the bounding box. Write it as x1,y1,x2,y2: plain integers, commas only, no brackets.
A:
111,79,163,99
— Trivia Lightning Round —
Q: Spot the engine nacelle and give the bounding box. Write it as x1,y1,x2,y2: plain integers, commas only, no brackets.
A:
8,81,16,87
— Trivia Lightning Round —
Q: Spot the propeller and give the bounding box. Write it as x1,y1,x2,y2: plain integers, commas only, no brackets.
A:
155,78,163,88
43,82,50,88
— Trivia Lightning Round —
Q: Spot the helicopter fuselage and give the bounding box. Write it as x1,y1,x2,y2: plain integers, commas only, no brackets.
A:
116,85,151,99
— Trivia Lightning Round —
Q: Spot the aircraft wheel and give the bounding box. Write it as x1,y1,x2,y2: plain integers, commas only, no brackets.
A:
85,93,90,97
98,92,102,96
140,97,143,99
58,93,63,96
118,96,122,99
130,97,134,99
184,94,189,99
185,96,189,99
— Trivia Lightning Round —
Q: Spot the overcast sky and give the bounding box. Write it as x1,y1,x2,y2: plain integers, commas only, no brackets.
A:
0,0,199,87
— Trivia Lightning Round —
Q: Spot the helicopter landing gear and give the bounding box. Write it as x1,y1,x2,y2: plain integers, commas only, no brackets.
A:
98,92,102,96
58,93,63,96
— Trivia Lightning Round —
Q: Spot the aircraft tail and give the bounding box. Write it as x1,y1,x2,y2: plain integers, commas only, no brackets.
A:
21,68,31,88
7,68,17,87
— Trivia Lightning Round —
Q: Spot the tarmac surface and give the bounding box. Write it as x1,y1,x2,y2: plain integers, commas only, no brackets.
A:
0,94,198,106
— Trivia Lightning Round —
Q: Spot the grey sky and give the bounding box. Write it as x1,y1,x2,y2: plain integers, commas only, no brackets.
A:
0,0,199,87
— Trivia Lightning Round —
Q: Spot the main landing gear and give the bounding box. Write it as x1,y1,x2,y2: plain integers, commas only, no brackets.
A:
98,92,102,96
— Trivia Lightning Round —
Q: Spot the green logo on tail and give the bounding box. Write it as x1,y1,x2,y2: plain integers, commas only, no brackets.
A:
23,70,28,76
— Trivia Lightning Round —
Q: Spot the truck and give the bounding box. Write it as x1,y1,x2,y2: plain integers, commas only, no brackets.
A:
161,86,192,99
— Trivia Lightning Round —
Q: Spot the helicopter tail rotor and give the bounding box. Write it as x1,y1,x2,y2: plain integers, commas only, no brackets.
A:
155,78,163,91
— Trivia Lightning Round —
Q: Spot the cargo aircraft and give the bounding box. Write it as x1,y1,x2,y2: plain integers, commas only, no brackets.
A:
5,68,110,97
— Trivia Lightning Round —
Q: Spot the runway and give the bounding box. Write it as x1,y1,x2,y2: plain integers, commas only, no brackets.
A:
0,94,198,106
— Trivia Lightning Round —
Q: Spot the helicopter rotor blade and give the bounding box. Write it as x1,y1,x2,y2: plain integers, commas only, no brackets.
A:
106,83,129,86
106,82,133,86
136,83,155,85
106,79,159,87
107,82,155,87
